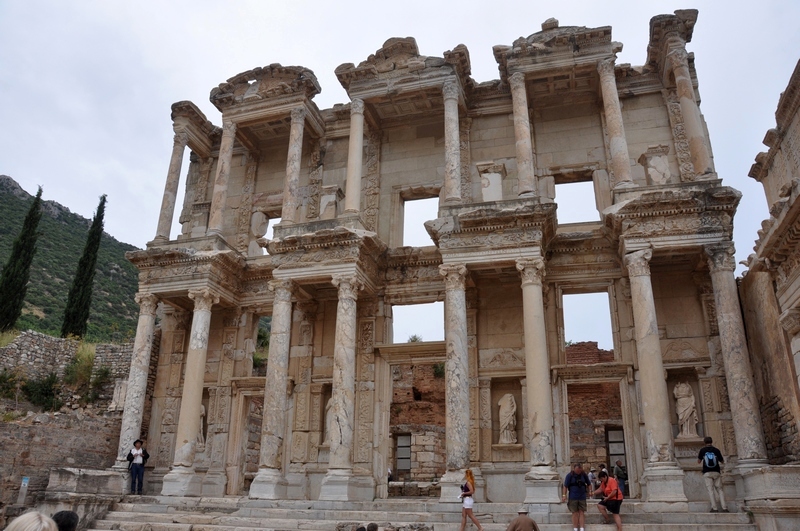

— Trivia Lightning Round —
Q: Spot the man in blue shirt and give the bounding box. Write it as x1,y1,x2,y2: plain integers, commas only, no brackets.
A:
562,463,590,531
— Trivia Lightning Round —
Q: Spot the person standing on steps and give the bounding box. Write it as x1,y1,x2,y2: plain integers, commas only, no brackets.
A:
458,469,484,531
593,470,623,530
126,439,149,495
562,463,590,531
698,436,728,512
613,459,628,496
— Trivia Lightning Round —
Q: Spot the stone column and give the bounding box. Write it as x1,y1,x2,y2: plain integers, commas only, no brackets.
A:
207,120,237,236
624,249,686,503
344,99,364,214
319,274,361,500
153,130,189,243
705,243,768,467
113,293,158,469
442,81,462,203
437,264,471,502
667,47,712,175
281,107,306,224
509,72,537,197
250,280,295,499
161,288,219,496
597,58,634,189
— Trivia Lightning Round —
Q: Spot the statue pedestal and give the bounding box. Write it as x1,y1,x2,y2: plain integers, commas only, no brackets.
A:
249,468,287,499
641,465,687,506
161,466,201,497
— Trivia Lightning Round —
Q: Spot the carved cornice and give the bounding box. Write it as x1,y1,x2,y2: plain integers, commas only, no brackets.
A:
210,63,320,112
134,293,159,316
624,248,652,277
439,263,467,290
645,9,697,77
188,288,219,312
780,307,800,336
705,242,736,273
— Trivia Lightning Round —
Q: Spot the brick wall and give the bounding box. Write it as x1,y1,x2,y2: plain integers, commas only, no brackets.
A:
761,394,800,463
0,410,121,507
566,341,614,364
567,382,623,467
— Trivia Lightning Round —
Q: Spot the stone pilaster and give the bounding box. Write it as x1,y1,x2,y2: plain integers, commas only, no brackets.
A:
624,249,686,503
438,264,471,502
207,120,237,236
667,46,712,175
281,107,306,224
597,58,634,189
706,243,768,467
780,308,800,391
154,130,189,243
113,293,158,469
161,288,219,496
250,280,295,499
319,274,361,500
442,81,462,203
509,72,537,197
344,99,364,214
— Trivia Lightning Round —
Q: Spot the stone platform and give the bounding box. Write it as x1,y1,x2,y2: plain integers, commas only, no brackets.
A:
85,496,756,531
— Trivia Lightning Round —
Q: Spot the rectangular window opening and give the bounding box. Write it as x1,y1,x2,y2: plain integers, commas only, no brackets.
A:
563,292,614,361
392,302,444,344
265,217,281,240
555,180,599,224
402,197,438,247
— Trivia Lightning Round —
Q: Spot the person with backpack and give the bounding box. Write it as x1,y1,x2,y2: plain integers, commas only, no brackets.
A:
562,463,591,531
697,436,727,512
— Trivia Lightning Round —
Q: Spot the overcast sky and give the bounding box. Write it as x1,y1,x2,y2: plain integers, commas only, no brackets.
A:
1,1,798,347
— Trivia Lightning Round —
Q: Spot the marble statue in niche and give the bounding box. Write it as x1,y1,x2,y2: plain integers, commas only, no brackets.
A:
674,382,699,438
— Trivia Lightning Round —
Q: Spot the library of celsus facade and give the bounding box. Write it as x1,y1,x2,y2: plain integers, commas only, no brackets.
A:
114,8,799,513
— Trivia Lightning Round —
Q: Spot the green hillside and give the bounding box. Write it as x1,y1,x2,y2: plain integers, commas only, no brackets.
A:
0,175,140,342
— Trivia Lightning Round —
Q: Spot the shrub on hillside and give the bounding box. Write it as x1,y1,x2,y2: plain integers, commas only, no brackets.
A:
22,372,62,411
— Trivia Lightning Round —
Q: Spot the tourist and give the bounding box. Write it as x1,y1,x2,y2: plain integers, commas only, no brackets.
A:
593,470,623,530
698,436,728,512
562,463,590,531
587,467,599,498
126,439,150,495
506,505,540,531
5,511,57,531
367,523,378,531
613,460,628,496
458,468,484,531
51,511,79,531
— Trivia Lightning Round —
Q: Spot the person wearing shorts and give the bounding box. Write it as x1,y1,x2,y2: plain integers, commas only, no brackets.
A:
562,463,590,531
593,470,623,530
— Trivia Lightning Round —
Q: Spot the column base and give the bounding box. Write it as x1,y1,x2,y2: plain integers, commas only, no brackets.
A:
738,462,797,502
439,470,466,503
248,468,287,499
160,466,202,497
201,469,228,497
318,469,374,501
641,464,687,503
523,474,561,504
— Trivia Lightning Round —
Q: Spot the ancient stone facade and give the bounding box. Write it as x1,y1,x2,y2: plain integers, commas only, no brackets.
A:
114,10,788,509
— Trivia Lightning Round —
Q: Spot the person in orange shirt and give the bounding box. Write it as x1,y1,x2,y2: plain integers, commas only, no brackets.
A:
592,470,623,530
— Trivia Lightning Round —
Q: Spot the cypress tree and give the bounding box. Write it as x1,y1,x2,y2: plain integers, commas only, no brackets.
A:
0,187,43,332
61,194,107,338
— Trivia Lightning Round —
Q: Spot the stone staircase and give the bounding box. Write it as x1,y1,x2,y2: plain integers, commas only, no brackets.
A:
86,496,757,531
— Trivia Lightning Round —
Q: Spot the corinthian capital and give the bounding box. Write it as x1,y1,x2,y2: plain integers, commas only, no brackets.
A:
188,288,219,312
705,242,736,272
780,308,800,336
624,248,653,277
221,120,237,138
350,98,365,115
442,81,459,101
268,279,295,302
332,274,361,300
134,293,159,316
597,57,616,78
509,72,526,91
290,106,306,124
173,130,189,148
516,258,545,286
666,47,689,71
439,264,467,291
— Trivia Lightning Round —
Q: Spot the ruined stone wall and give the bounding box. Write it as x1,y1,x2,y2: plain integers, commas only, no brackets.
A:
0,331,78,380
567,382,622,467
0,410,120,506
566,341,614,364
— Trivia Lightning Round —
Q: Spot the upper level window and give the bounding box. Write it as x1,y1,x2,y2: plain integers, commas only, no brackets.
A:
401,196,438,247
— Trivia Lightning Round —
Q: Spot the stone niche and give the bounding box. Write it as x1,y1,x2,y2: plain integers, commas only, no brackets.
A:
491,378,523,462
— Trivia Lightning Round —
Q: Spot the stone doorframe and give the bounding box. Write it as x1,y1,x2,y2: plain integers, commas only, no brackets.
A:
373,341,447,499
550,363,643,498
227,376,268,495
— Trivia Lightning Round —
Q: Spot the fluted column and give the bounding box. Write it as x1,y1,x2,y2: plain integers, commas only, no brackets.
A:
281,107,306,224
249,280,295,498
154,131,189,242
509,72,537,197
516,259,557,477
625,249,686,502
113,293,158,469
706,243,768,466
442,81,462,203
598,58,634,189
667,47,712,175
161,288,218,496
319,274,361,500
344,99,365,214
207,120,237,236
